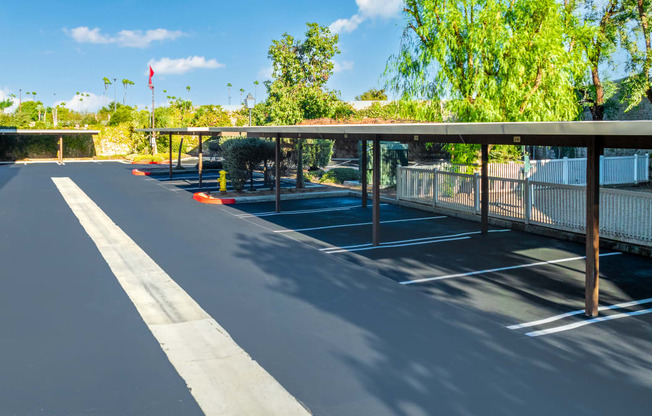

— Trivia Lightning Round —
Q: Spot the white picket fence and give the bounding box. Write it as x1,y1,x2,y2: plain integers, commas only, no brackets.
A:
397,167,652,246
443,154,650,185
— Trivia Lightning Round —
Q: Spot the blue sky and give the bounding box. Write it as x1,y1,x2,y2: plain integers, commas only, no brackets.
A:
0,0,404,112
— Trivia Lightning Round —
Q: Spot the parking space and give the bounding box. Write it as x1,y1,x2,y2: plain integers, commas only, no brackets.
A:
224,196,652,341
142,170,321,194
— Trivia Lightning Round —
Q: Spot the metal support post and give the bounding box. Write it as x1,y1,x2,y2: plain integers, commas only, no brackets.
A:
372,136,381,246
169,133,173,179
361,140,368,208
198,134,203,188
585,137,603,317
481,144,489,234
275,135,281,213
58,136,63,165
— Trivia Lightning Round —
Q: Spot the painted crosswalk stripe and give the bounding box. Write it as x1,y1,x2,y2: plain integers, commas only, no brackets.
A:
52,177,309,416
525,308,652,337
507,296,652,330
399,252,622,285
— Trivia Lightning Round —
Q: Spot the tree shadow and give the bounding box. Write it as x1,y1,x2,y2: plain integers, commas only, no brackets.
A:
230,230,652,415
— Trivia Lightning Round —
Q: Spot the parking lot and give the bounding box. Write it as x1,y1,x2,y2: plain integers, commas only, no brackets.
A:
223,196,652,339
2,161,652,415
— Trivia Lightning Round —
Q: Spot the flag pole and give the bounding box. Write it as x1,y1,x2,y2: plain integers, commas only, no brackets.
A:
151,85,157,155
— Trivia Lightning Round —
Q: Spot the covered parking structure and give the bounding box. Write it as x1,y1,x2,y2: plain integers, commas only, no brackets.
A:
0,129,100,164
139,121,652,318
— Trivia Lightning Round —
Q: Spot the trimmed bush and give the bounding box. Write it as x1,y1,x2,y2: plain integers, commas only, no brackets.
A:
319,168,359,184
222,138,275,192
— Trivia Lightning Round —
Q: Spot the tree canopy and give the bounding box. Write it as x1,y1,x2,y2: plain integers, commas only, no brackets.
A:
386,0,584,123
356,88,388,101
259,22,342,125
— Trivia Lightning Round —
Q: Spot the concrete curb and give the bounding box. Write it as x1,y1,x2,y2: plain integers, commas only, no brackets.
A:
193,190,354,205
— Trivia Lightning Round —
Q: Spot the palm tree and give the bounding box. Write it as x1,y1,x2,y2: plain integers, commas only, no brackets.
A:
122,79,134,105
227,83,232,105
254,80,259,100
102,77,112,106
239,88,244,105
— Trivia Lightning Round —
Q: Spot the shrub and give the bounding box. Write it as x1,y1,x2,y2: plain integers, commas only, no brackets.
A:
319,168,359,184
222,138,275,191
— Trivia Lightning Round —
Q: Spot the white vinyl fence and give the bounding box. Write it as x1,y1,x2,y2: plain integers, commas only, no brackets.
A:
397,167,652,246
435,154,649,185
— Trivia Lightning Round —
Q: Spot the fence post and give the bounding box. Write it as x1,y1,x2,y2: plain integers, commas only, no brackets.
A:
563,157,569,184
599,155,605,185
396,166,402,201
647,154,650,182
433,169,438,207
524,178,531,225
634,154,639,184
473,172,480,214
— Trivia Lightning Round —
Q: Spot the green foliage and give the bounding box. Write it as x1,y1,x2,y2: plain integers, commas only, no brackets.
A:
303,139,334,169
355,100,445,121
0,99,13,113
387,0,583,123
261,22,342,125
221,137,275,191
319,168,359,184
617,0,652,110
356,88,388,101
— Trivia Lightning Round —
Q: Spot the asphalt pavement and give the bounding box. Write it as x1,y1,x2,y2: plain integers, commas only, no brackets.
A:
1,161,651,416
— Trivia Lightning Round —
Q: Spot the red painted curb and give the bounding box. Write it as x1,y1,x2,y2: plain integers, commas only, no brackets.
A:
132,169,151,176
131,161,170,165
193,192,236,205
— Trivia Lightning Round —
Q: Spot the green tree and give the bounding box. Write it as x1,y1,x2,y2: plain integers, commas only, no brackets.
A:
122,79,134,105
564,0,621,120
0,98,13,113
386,0,584,163
356,88,388,101
618,0,652,110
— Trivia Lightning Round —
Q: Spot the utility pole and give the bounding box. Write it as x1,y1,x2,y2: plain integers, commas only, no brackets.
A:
151,86,157,155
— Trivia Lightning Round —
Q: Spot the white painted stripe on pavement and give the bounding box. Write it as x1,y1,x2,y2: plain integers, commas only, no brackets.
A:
326,236,471,254
525,308,652,337
274,216,447,233
323,229,509,252
507,295,652,330
52,177,309,416
400,252,622,285
237,204,387,218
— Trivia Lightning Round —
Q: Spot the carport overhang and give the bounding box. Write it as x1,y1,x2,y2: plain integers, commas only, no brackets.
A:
138,121,652,317
0,129,100,164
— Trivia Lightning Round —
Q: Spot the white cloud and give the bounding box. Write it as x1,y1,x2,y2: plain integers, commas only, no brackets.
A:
357,0,403,19
58,92,105,113
148,56,225,75
64,27,185,48
330,0,402,34
334,60,354,73
330,15,364,34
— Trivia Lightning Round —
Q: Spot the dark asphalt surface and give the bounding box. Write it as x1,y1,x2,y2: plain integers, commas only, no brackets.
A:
1,161,651,415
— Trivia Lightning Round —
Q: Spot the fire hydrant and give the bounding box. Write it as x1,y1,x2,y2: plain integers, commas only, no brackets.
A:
219,170,227,194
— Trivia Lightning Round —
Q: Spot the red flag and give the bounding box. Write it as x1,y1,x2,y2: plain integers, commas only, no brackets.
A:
148,66,154,89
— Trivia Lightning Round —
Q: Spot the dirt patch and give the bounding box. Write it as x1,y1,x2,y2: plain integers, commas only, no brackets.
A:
604,182,652,193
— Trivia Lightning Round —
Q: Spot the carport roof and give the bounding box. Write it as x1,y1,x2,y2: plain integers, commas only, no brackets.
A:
137,121,652,149
0,129,100,135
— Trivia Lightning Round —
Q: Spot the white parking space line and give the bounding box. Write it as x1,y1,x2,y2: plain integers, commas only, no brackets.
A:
52,177,309,416
507,296,652,330
525,308,652,337
323,229,509,253
399,252,623,285
274,216,447,233
236,204,387,218
325,236,472,254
